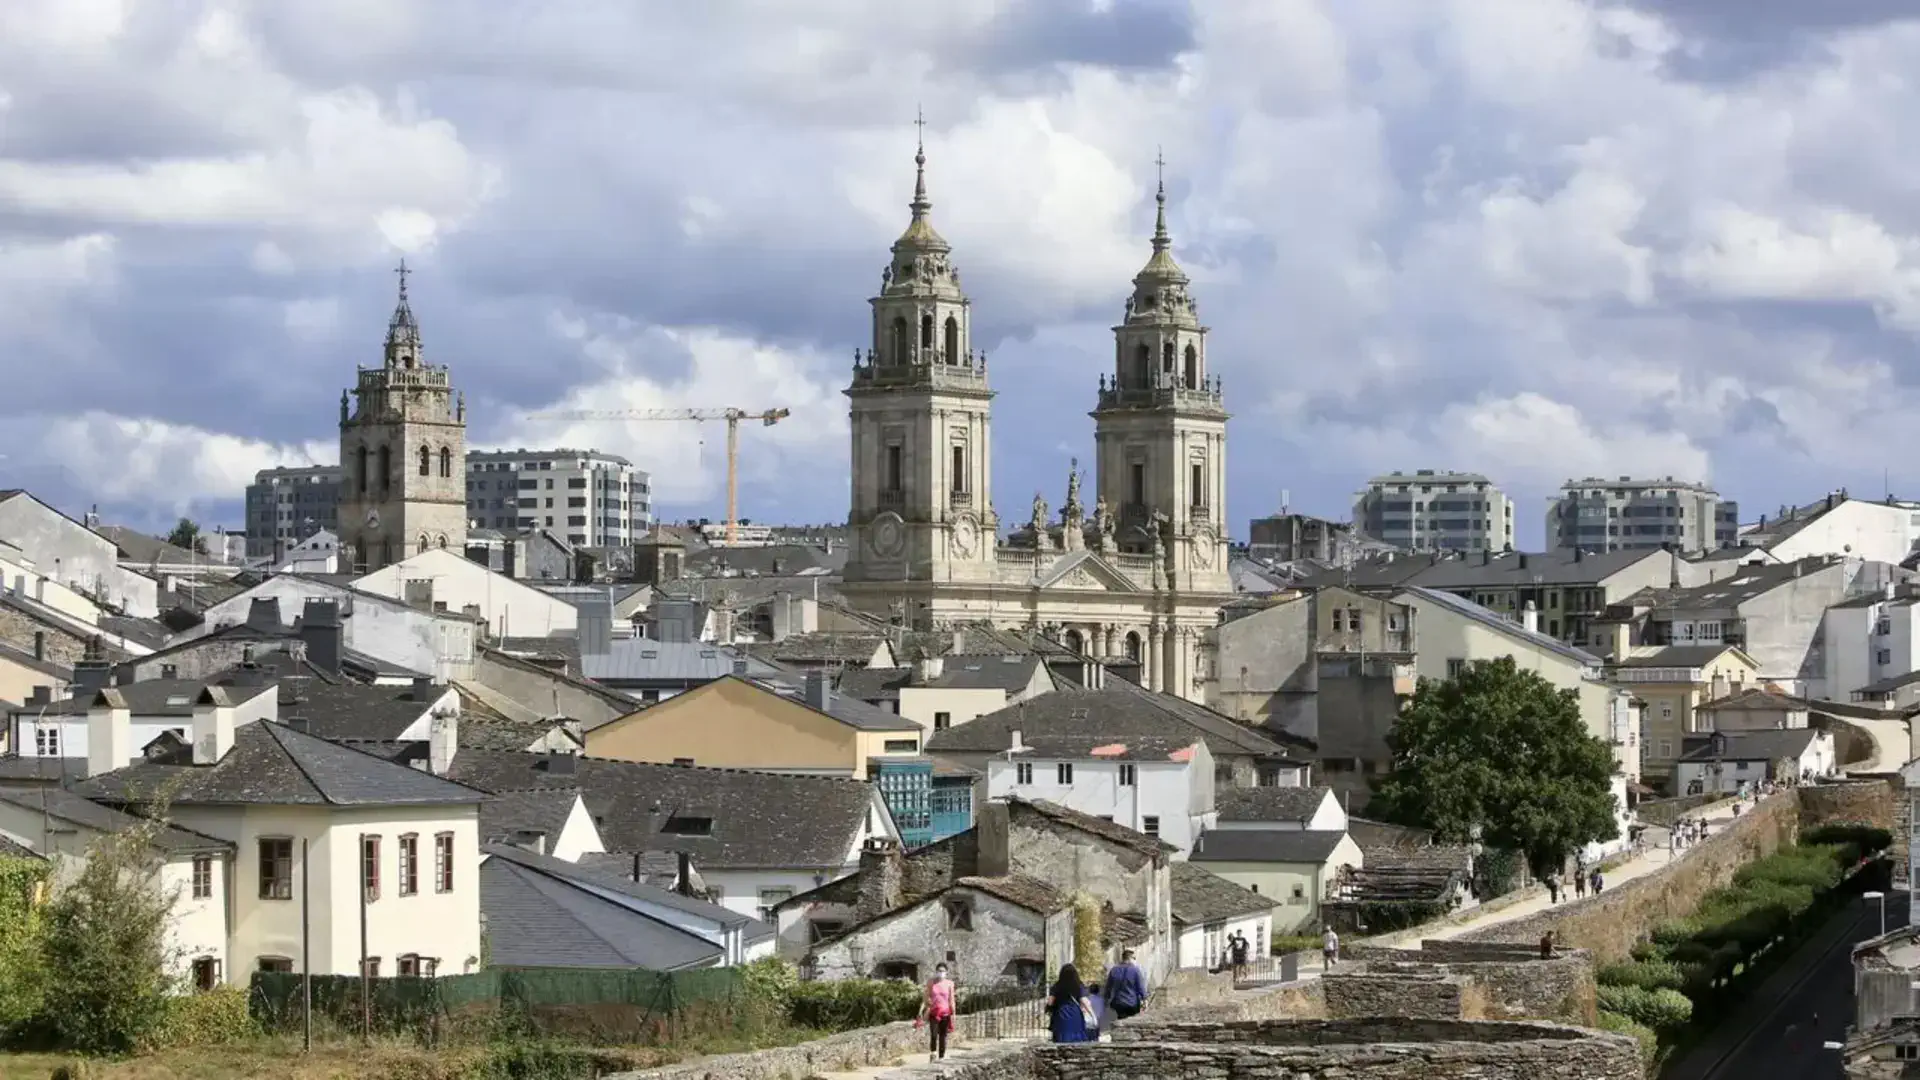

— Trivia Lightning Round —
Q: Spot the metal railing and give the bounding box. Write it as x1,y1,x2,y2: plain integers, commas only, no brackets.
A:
953,985,1048,1041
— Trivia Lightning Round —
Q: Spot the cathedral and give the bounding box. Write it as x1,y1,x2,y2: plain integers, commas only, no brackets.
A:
336,264,470,574
839,138,1234,703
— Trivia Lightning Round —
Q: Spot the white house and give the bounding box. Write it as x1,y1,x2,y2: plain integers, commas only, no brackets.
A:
1209,786,1347,834
1825,586,1920,704
0,491,159,618
0,786,232,990
1741,493,1920,566
185,576,478,683
353,548,577,639
1170,861,1275,969
75,713,486,980
11,681,279,771
982,736,1215,857
1192,786,1361,934
1674,729,1836,795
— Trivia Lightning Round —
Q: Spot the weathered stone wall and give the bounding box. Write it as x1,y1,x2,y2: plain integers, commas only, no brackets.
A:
0,604,88,668
1801,778,1897,833
1323,971,1467,1020
1459,789,1800,963
1082,1018,1643,1080
1636,793,1727,827
1341,942,1598,1025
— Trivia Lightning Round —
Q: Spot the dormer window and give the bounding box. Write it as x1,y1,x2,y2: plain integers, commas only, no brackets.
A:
661,815,714,836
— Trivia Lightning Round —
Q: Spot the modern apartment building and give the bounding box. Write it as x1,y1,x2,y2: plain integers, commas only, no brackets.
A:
465,449,652,549
244,466,343,559
1352,471,1514,553
1546,477,1737,555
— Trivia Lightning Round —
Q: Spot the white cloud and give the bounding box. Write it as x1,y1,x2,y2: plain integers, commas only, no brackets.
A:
1672,204,1920,328
1434,392,1712,490
5,412,331,512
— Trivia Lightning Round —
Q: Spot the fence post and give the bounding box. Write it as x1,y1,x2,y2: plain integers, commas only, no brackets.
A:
1281,952,1298,981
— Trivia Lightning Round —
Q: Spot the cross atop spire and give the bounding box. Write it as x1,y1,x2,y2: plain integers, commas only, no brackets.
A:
910,105,931,220
1151,148,1171,254
386,256,421,349
394,257,412,300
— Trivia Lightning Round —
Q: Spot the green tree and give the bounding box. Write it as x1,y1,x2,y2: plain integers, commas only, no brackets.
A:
0,855,50,1035
164,518,207,556
1369,656,1620,878
37,817,179,1053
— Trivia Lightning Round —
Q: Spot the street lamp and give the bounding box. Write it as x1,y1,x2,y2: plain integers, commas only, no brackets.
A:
1866,890,1887,937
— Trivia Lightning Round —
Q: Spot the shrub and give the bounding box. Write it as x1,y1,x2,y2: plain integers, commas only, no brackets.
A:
0,855,49,1035
1802,824,1891,852
35,818,179,1053
1597,960,1685,992
147,986,256,1050
1271,935,1321,956
787,979,920,1031
1596,985,1693,1033
740,958,798,1013
1596,1010,1660,1070
1071,893,1103,975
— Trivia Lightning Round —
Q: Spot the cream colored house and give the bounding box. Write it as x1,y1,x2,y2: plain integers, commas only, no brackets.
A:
0,786,231,990
76,702,485,981
1607,644,1762,790
892,654,1051,733
354,548,577,639
1188,829,1363,934
583,673,923,779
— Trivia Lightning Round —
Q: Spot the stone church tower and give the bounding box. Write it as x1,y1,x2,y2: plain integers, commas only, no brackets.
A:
843,131,997,591
1091,163,1231,595
337,264,469,573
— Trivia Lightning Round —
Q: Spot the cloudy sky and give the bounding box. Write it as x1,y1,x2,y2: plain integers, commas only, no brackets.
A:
5,0,1920,548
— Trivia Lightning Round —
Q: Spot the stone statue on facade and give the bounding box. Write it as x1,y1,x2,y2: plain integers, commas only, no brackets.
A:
1030,491,1049,536
881,265,892,287
1061,460,1084,552
1093,494,1116,553
339,390,349,424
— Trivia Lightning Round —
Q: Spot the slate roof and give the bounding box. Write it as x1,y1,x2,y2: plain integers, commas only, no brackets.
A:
1169,861,1277,926
480,854,724,970
1347,817,1436,850
1698,688,1806,712
1613,645,1748,669
95,525,228,567
1858,669,1920,695
0,755,84,783
925,685,1293,762
1298,547,1664,592
444,749,878,869
684,542,846,577
98,615,173,651
581,640,784,684
1678,728,1824,763
76,720,487,807
923,655,1045,691
0,787,232,854
1397,587,1600,666
0,834,41,860
1189,829,1348,865
1215,786,1336,824
480,788,585,847
744,632,890,665
1655,558,1839,612
1365,845,1473,875
483,842,762,932
11,678,276,718
1010,797,1176,857
996,734,1200,761
275,681,448,742
0,638,71,680
743,675,922,732
955,874,1067,915
835,666,911,702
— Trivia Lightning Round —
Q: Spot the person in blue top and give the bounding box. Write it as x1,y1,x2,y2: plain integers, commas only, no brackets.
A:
1102,949,1147,1022
1046,964,1097,1044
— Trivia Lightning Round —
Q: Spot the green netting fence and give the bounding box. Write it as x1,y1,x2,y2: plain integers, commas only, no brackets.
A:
250,966,750,1045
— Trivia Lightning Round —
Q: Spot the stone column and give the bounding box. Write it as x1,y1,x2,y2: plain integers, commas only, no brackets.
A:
1146,618,1163,692
1086,625,1104,658
1162,623,1180,699
1104,625,1118,657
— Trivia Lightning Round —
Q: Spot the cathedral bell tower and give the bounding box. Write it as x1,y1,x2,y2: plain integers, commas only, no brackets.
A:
843,119,996,592
337,262,469,574
1091,159,1230,593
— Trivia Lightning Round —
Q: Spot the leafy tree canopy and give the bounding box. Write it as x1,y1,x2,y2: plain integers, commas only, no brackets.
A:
164,518,208,556
1369,655,1620,877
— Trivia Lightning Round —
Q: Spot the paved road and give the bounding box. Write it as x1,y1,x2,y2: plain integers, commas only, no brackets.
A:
1667,895,1903,1080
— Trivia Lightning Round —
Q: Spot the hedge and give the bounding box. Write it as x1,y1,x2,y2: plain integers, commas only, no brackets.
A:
1596,985,1692,1033
1597,1010,1660,1070
1595,960,1685,993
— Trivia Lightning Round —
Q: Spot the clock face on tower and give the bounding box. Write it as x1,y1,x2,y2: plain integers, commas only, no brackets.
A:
952,513,980,557
365,507,381,529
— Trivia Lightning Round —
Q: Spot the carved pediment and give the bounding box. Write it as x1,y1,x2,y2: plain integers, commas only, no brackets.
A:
1032,551,1141,594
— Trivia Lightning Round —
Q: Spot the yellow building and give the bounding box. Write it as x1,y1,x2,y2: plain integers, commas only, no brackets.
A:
1608,645,1762,790
584,673,925,779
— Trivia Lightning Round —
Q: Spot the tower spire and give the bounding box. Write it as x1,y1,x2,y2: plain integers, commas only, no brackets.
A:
910,105,931,221
1152,147,1171,253
388,258,420,345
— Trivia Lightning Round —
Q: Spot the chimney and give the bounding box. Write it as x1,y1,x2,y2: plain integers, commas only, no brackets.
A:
913,653,944,683
411,675,437,702
1710,672,1729,702
428,710,458,776
676,852,695,898
86,688,132,777
245,597,283,633
731,655,749,676
1522,600,1540,635
298,600,344,675
804,670,832,712
854,837,904,918
1574,547,1584,563
977,801,1011,878
1010,729,1025,753
32,631,45,662
72,657,112,696
1481,549,1491,566
191,686,237,765
1518,553,1529,570
578,593,613,658
26,686,50,708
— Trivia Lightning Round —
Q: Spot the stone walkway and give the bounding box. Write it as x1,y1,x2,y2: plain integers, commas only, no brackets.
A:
1415,796,1747,945
811,1036,1037,1079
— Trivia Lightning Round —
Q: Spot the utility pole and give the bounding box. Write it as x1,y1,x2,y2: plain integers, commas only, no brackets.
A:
360,843,371,1044
301,839,312,1052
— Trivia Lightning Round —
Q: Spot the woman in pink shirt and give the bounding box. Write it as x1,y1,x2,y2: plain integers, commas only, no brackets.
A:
918,963,956,1062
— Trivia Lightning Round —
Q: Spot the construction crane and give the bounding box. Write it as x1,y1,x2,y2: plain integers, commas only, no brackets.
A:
523,407,791,545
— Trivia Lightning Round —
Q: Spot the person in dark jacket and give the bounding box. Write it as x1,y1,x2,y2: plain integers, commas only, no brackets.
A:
1046,964,1096,1044
1102,950,1148,1022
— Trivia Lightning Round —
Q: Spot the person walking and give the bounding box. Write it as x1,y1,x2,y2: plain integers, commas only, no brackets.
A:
1590,867,1603,895
916,963,956,1063
1102,949,1147,1023
1322,925,1340,969
1046,964,1097,1044
1230,931,1251,980
1573,868,1588,899
1545,873,1560,904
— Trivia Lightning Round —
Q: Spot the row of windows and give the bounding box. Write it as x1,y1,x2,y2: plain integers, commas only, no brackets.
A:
252,834,455,902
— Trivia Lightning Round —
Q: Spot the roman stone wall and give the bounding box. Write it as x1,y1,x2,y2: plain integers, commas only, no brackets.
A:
1458,789,1800,963
1636,793,1727,827
1340,943,1597,1025
1323,971,1466,1020
1800,778,1897,833
0,606,87,668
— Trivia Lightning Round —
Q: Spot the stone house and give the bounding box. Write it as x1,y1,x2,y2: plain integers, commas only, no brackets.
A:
1168,860,1274,969
1202,584,1415,740
773,797,1177,986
